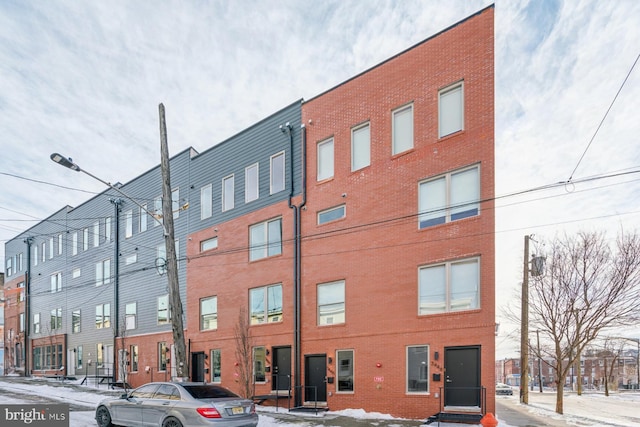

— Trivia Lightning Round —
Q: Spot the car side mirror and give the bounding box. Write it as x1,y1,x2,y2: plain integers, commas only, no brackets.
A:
120,393,128,399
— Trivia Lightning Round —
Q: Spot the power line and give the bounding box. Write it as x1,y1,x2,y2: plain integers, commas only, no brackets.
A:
568,53,640,182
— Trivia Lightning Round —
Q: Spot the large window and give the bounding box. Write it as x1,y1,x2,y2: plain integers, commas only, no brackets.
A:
250,284,283,325
125,302,137,330
201,184,212,220
58,234,63,255
77,345,83,370
72,310,81,333
50,308,62,330
41,242,46,262
351,123,370,171
210,349,221,383
158,295,169,325
318,280,345,325
96,259,111,286
105,217,112,240
95,303,111,329
337,350,354,392
270,151,286,194
392,104,413,155
249,218,282,261
50,272,62,293
439,81,464,138
49,237,54,259
200,296,218,331
419,257,479,314
407,345,429,393
245,163,259,203
317,138,334,181
222,175,235,211
253,347,266,382
418,166,479,228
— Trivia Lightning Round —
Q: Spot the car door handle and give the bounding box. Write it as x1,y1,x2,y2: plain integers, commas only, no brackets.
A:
162,402,170,406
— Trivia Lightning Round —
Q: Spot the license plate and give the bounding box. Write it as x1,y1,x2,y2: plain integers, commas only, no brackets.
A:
231,406,244,415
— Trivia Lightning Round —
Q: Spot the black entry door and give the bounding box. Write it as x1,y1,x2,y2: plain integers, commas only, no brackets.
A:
272,347,292,391
304,354,327,402
444,346,480,407
191,352,205,382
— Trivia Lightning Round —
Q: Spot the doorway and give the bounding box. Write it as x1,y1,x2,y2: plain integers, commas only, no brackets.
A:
304,354,327,402
191,352,205,382
444,346,481,407
272,347,292,391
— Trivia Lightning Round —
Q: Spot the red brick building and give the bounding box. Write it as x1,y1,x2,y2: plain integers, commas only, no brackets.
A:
185,5,494,420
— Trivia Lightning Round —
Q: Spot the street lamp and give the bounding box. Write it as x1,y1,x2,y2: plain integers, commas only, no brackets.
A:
50,153,167,235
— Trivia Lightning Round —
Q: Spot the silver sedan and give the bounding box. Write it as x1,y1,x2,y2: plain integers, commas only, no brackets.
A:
95,382,258,427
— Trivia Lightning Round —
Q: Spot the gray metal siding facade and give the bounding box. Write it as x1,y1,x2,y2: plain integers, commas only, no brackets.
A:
3,100,302,375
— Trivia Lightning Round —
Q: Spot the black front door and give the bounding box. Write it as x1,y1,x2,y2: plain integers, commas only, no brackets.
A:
444,346,481,407
304,354,327,402
191,352,205,382
272,346,292,391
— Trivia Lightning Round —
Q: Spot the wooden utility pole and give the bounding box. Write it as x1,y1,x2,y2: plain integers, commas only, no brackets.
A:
520,235,530,403
158,103,188,380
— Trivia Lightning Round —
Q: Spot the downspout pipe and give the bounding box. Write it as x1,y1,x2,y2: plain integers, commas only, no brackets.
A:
24,237,33,377
110,198,122,386
284,121,307,408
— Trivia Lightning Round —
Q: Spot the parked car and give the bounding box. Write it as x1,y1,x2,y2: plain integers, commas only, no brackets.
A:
95,382,258,427
495,383,513,395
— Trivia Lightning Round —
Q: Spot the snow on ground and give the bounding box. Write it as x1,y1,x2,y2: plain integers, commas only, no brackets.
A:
1,377,640,426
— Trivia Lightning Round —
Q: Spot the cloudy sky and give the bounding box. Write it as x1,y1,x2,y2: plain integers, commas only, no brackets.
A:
1,0,639,358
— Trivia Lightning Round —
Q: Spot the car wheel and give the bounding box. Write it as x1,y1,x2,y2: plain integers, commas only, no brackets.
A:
162,416,183,427
95,406,114,427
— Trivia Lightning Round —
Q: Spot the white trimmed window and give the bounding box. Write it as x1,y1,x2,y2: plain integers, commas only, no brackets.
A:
318,280,345,326
172,188,180,219
271,151,286,194
392,104,413,155
222,175,235,211
72,232,78,256
34,244,38,266
210,349,221,383
105,217,112,240
249,218,282,261
419,165,479,229
337,350,354,392
50,272,62,293
58,234,63,255
125,254,137,265
50,308,62,330
201,184,212,220
200,237,218,252
72,310,81,333
407,345,429,393
125,210,133,238
95,303,111,329
245,163,259,203
317,138,334,181
351,123,370,171
250,284,283,325
200,296,218,331
49,237,54,259
439,81,464,138
72,268,81,278
139,206,147,233
158,295,170,325
154,196,163,226
125,302,137,330
41,242,45,262
83,228,89,251
95,259,111,286
93,221,100,247
318,205,345,225
419,257,479,314
33,313,41,334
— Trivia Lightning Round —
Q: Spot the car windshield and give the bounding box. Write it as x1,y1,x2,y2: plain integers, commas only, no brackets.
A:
182,385,240,399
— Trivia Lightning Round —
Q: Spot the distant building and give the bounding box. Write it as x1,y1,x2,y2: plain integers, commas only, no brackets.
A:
4,5,495,419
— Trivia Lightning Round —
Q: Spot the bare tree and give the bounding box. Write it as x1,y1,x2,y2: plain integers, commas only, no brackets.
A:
234,308,253,399
523,231,640,414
